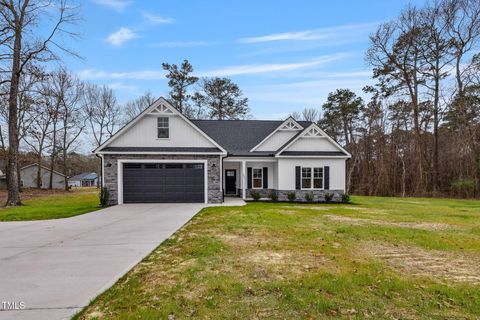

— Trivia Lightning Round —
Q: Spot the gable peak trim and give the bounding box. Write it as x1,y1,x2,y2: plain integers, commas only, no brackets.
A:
249,117,304,152
148,103,175,115
279,117,303,131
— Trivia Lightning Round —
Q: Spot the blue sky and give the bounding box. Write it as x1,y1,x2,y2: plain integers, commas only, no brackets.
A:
64,0,427,119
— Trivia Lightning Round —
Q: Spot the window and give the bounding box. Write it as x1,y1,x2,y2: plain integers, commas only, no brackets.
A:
301,168,311,189
302,167,324,189
157,117,169,138
313,167,323,189
252,168,263,189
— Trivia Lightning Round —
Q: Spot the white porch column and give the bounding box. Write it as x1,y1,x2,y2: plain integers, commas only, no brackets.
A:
242,160,246,200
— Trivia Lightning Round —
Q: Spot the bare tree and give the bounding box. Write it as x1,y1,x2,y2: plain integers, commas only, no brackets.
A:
82,84,120,148
367,6,428,192
51,68,84,190
123,91,156,123
301,108,320,122
0,0,79,206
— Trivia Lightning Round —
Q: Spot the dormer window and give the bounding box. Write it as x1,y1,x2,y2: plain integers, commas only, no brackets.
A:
157,117,169,138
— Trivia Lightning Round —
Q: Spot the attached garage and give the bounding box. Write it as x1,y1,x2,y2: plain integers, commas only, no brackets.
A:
121,162,205,203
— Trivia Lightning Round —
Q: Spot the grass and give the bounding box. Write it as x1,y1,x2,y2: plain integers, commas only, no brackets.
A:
0,188,100,221
75,196,480,319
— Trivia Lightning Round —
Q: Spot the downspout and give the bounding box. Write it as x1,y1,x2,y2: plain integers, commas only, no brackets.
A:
95,153,104,188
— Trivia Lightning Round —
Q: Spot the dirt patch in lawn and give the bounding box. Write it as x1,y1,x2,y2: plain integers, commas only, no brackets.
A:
359,242,480,284
280,206,331,211
325,214,451,231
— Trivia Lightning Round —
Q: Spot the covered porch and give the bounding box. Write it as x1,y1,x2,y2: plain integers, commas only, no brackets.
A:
222,158,277,200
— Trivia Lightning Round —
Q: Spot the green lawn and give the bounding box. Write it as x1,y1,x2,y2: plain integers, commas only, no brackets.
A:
75,196,480,319
0,188,100,221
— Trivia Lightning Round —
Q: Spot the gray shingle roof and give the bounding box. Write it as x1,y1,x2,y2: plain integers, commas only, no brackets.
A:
69,172,98,181
192,120,312,156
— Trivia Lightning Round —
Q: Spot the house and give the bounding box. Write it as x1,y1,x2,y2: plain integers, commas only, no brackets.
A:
95,97,351,205
68,172,98,187
0,169,6,189
20,164,66,189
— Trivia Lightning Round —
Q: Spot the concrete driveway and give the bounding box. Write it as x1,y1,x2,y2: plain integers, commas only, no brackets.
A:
0,203,208,320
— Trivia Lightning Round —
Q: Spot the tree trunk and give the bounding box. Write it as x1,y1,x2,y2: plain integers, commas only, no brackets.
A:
6,20,23,207
36,152,42,188
432,72,440,193
49,122,57,190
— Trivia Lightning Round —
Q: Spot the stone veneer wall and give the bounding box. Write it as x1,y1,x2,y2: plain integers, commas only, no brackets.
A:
102,154,222,205
244,189,344,202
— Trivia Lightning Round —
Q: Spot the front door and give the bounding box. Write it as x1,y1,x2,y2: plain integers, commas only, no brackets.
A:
225,170,236,195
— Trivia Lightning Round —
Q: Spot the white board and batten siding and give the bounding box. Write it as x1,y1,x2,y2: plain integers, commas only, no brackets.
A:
277,158,346,191
109,114,217,148
255,131,298,152
284,137,340,152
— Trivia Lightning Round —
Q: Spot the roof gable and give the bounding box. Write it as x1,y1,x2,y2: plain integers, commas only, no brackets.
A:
250,117,304,152
95,98,226,154
276,123,351,157
21,163,66,177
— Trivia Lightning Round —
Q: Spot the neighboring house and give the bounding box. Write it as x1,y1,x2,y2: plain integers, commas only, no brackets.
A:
0,170,6,189
68,172,98,187
95,97,351,205
20,164,66,189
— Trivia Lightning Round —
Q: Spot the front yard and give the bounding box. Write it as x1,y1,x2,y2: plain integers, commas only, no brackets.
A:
0,188,100,221
76,196,480,319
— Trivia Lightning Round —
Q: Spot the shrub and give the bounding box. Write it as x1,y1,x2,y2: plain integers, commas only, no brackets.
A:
324,192,334,203
451,177,475,198
304,192,314,203
269,190,278,202
250,191,261,201
341,193,350,203
287,191,296,202
99,187,110,207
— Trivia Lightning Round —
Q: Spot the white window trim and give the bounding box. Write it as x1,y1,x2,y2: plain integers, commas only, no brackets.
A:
157,116,169,139
300,166,324,190
251,167,263,189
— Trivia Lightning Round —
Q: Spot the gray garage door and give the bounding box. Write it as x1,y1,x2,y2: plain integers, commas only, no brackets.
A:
123,163,204,203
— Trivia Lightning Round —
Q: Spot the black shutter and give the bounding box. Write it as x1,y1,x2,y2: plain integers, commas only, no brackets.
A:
247,167,252,189
263,167,268,189
295,166,301,190
324,166,330,190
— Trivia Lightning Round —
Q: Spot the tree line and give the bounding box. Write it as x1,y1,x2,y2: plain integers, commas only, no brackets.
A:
293,0,480,198
0,1,251,206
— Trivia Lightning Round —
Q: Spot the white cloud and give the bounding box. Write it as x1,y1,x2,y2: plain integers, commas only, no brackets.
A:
92,0,131,11
238,22,379,44
78,69,165,80
200,54,347,77
142,12,174,24
106,27,138,46
150,41,219,48
238,31,326,43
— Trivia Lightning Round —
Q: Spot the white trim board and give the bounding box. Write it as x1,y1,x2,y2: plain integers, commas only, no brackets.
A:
117,159,209,204
223,157,277,162
99,151,226,155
